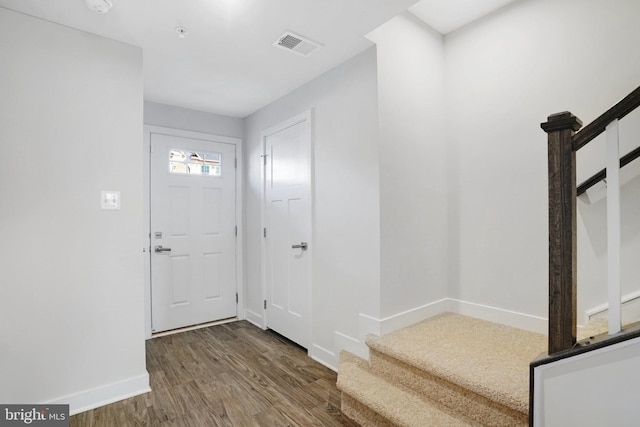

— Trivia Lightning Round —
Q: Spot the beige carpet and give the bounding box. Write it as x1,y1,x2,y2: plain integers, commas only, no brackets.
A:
367,313,546,414
338,352,473,427
338,312,548,426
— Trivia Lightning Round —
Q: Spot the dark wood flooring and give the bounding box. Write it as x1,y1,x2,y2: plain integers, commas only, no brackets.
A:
70,321,357,427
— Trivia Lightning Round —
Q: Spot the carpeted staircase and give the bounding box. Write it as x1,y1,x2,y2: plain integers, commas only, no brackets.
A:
336,313,548,426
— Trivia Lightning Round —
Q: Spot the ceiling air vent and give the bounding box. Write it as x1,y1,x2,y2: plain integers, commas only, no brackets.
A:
273,31,322,57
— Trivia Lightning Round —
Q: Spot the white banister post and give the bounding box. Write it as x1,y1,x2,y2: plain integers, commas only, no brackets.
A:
606,119,621,335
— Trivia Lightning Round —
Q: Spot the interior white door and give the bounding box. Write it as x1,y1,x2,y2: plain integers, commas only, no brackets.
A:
150,132,237,333
264,112,312,348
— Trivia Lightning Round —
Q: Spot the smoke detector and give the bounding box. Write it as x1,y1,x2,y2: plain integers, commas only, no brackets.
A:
273,31,322,57
176,26,189,39
85,0,113,14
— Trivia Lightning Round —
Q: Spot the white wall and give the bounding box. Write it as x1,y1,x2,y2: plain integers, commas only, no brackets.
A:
445,0,640,323
0,8,148,412
144,101,244,139
243,48,381,367
367,13,448,319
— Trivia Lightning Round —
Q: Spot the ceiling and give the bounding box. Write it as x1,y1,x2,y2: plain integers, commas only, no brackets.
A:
0,0,517,118
409,0,517,34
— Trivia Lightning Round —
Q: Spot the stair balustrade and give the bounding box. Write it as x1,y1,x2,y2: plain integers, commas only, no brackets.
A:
541,85,640,354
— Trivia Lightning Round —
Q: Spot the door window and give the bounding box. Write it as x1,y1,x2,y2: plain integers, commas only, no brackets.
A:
169,149,222,176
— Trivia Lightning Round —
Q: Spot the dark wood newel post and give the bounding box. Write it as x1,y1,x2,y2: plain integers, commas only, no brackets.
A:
541,112,583,354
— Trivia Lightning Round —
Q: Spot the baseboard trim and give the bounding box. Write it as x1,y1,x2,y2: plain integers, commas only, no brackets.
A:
449,299,547,334
328,298,547,369
332,299,452,364
358,298,451,340
309,344,338,372
585,289,640,323
46,373,150,416
335,331,367,360
244,309,264,329
378,298,450,335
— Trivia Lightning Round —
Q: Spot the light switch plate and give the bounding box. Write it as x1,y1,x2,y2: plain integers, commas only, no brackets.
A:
101,191,121,210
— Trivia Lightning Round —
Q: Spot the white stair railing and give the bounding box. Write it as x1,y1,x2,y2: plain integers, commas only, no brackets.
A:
606,119,622,335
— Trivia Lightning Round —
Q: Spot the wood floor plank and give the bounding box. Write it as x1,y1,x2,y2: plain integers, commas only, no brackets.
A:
270,395,331,426
71,321,357,426
292,378,340,409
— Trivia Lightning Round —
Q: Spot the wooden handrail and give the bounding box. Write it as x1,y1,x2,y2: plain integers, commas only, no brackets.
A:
577,146,640,196
572,86,640,151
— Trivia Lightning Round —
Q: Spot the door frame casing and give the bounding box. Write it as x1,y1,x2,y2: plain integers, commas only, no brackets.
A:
259,110,314,344
143,125,244,339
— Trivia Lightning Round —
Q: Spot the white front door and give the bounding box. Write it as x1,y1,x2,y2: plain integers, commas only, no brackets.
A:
263,111,312,348
150,132,237,333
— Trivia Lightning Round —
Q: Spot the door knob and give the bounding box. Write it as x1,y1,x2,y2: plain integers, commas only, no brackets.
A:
155,245,172,253
291,242,308,250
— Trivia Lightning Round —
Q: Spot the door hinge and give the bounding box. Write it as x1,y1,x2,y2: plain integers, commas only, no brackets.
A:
235,158,237,169
261,154,267,166
263,228,267,238
264,300,267,309
235,225,238,237
236,293,239,304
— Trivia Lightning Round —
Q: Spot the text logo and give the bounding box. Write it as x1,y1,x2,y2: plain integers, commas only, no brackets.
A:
1,405,69,427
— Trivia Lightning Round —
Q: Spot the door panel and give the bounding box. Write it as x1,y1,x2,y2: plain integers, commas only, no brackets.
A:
169,256,189,305
151,133,236,333
203,253,221,299
169,186,189,236
203,188,222,234
264,112,312,348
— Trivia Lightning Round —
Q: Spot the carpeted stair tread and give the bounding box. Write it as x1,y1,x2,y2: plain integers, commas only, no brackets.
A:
337,351,473,427
342,393,396,427
368,349,526,426
365,313,546,414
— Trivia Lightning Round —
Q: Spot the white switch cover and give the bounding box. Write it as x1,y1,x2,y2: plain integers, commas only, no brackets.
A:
101,191,121,210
